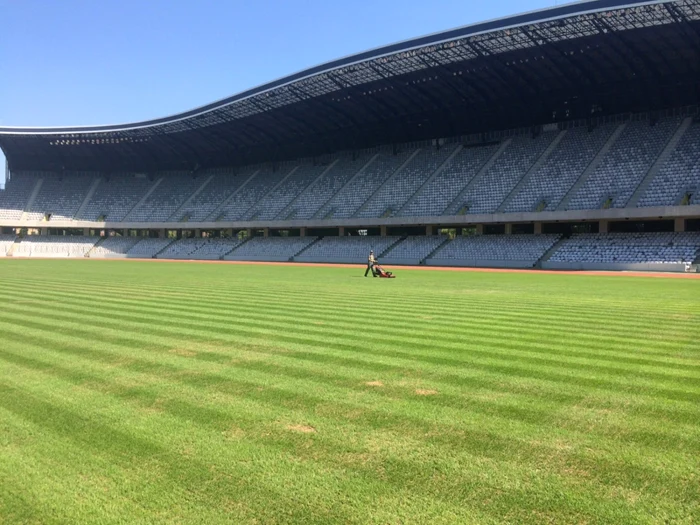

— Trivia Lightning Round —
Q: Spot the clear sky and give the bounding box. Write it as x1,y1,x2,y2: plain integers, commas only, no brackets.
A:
0,0,560,182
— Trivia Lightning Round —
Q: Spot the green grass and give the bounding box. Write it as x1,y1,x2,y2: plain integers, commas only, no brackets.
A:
0,259,698,524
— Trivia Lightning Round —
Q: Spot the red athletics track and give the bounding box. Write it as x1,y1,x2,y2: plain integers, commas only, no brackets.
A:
13,256,700,279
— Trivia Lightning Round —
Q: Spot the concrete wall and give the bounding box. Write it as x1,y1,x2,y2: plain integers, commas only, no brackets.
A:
541,261,693,273
2,205,699,231
223,255,291,262
425,259,535,269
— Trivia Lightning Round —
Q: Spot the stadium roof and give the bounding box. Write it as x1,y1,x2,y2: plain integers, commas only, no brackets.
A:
2,0,700,172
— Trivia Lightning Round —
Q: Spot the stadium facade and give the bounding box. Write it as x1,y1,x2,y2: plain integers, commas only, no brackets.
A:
0,0,699,271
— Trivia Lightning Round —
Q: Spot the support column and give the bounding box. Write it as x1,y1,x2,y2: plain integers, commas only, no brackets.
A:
426,225,434,236
195,229,202,238
83,228,90,236
263,228,269,238
158,229,166,239
476,224,484,235
534,222,542,235
40,227,48,236
599,220,609,234
246,228,253,239
505,224,513,235
674,218,686,233
339,227,345,236
300,227,307,238
380,225,387,237
123,229,130,237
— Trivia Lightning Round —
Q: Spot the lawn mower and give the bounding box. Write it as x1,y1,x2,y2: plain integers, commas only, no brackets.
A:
373,263,396,278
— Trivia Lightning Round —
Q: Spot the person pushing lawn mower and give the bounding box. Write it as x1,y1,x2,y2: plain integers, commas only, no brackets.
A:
364,249,396,278
365,250,376,277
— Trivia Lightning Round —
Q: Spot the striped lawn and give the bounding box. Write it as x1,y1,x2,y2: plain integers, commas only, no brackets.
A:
0,259,698,525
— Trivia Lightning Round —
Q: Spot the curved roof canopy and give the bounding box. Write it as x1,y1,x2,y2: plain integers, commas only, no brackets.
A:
2,0,700,172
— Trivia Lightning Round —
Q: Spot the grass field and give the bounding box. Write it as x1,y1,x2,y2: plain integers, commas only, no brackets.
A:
0,259,698,524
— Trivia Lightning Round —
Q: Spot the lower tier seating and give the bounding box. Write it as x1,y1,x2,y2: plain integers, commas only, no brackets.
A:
549,232,700,265
226,236,318,260
382,236,448,261
299,236,401,260
430,234,561,267
0,234,17,255
14,236,99,258
90,236,141,257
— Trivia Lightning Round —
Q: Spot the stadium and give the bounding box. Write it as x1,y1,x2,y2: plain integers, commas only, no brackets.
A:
0,1,699,523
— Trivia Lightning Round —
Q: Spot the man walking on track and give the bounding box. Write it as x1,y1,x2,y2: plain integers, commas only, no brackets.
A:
365,250,376,277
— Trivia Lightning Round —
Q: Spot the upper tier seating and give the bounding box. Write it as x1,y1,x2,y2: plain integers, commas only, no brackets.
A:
177,168,255,222
77,174,156,221
567,118,682,210
227,236,319,259
219,166,292,220
14,236,99,257
356,145,458,218
455,132,559,215
505,125,617,213
382,236,448,260
638,122,700,207
286,153,373,220
24,173,96,221
317,149,414,219
431,234,561,266
244,163,328,220
549,232,700,264
399,143,501,217
128,173,202,222
0,234,17,255
0,174,39,220
300,236,402,259
3,113,699,228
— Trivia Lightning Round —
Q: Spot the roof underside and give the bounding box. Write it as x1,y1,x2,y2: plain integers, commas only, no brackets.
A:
2,0,700,172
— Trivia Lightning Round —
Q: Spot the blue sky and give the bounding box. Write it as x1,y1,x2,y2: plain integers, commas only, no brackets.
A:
0,0,557,181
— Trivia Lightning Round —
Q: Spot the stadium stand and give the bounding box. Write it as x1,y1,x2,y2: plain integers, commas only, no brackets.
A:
188,238,247,259
178,168,256,222
23,173,96,221
544,232,700,272
355,145,459,218
0,174,38,220
0,234,16,256
399,143,502,217
638,122,700,207
1,2,699,273
504,125,618,213
157,238,212,259
219,166,292,220
381,236,449,264
566,117,684,210
427,234,562,268
125,238,174,258
284,153,375,220
244,163,328,221
90,236,141,258
77,174,157,222
296,236,402,263
14,236,99,258
317,149,415,219
128,173,202,222
225,236,318,261
448,132,559,215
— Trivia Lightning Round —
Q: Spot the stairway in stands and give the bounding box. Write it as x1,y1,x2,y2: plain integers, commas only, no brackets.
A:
534,235,567,268
420,237,451,264
292,237,324,260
